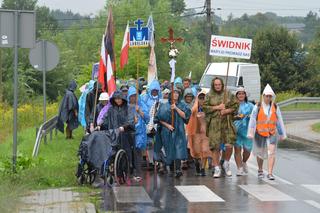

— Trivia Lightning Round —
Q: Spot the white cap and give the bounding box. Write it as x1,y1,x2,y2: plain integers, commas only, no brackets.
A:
99,92,110,101
262,84,275,97
198,89,207,96
162,88,170,95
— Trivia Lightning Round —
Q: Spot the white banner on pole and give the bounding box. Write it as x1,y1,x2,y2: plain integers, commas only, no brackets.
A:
209,35,252,59
169,59,176,83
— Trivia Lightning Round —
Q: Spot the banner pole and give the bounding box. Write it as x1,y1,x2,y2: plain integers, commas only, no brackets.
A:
223,58,231,103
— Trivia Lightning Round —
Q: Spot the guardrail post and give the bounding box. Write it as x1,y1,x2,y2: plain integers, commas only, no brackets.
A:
36,127,38,137
44,135,47,144
50,129,53,141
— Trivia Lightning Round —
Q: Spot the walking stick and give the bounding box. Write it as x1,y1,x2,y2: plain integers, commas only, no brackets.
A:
92,82,99,129
223,58,232,142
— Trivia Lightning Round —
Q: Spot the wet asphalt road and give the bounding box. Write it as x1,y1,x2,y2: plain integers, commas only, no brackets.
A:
100,147,320,213
282,111,320,124
98,110,320,212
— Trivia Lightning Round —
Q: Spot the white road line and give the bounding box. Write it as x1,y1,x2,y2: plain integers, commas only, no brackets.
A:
175,185,225,202
239,184,296,202
113,186,152,203
246,161,294,185
304,200,320,209
302,185,320,195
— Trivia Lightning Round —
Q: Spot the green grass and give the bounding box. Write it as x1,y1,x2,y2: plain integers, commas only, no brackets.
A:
312,122,320,133
0,127,97,212
281,103,320,111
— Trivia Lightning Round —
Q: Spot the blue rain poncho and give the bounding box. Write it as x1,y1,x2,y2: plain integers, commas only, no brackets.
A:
127,86,150,150
78,80,95,127
154,89,191,165
234,101,254,151
141,79,161,109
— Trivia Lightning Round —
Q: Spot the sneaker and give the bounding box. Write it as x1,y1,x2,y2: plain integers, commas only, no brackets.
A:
200,168,206,177
133,176,143,182
258,170,264,179
175,170,183,178
223,161,232,177
242,162,248,174
267,174,275,180
236,167,245,176
213,167,221,178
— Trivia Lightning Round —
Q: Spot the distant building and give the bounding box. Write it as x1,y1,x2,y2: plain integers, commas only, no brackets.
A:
282,23,306,34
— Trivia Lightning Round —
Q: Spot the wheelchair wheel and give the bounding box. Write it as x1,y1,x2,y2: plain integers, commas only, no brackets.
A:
114,149,129,185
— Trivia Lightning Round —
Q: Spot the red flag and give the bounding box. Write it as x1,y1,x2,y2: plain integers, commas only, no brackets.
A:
106,54,116,95
98,8,116,92
98,35,107,91
120,22,129,70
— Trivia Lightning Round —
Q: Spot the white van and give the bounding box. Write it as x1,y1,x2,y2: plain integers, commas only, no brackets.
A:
199,62,261,102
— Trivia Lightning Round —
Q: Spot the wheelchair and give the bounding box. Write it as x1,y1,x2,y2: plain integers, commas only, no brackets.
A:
76,146,129,186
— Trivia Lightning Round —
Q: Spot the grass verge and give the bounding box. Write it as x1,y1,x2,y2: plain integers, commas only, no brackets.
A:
312,122,320,133
0,127,99,212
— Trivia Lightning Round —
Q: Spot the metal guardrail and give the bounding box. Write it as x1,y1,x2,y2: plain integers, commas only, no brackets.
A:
278,97,320,108
32,115,58,157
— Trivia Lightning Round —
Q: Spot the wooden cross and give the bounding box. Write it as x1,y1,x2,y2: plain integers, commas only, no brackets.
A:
160,27,184,127
160,27,184,45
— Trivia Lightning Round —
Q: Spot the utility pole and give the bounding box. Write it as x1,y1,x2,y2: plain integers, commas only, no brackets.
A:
0,49,2,103
206,0,212,65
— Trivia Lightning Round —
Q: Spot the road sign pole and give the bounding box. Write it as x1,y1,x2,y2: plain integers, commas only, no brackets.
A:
42,40,47,124
42,40,47,143
12,11,19,172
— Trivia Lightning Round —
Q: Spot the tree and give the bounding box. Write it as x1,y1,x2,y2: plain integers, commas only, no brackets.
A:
301,30,320,95
170,0,186,15
1,0,37,10
302,11,320,43
251,26,304,92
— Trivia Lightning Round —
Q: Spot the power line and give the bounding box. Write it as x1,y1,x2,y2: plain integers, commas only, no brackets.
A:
40,11,207,31
216,7,320,11
53,6,206,22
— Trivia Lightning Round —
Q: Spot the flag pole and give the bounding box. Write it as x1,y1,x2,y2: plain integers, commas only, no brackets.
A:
136,48,140,104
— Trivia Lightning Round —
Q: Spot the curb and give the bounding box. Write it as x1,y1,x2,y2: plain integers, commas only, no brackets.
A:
287,134,320,148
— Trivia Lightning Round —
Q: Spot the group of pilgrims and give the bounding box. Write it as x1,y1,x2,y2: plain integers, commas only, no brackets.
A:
57,76,287,185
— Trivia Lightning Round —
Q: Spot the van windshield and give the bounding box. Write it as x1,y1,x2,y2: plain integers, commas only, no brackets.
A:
199,75,238,88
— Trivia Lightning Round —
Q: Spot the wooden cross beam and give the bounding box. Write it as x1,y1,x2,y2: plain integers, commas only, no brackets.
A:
160,27,184,44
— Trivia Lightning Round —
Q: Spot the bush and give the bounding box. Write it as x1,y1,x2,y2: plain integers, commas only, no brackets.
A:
0,101,59,143
275,90,303,103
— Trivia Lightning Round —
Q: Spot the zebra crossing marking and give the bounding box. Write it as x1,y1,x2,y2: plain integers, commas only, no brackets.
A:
302,185,320,195
175,185,225,202
239,184,296,201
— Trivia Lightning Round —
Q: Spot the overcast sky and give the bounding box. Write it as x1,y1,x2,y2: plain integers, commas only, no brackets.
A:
1,0,319,19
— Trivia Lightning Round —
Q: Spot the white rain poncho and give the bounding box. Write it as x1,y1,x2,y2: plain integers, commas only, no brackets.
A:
247,84,287,159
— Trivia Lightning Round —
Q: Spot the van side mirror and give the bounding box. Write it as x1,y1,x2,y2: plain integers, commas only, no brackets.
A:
238,76,244,86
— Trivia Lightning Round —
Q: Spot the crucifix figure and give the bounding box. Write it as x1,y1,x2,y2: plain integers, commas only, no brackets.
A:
161,27,184,127
161,28,184,44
